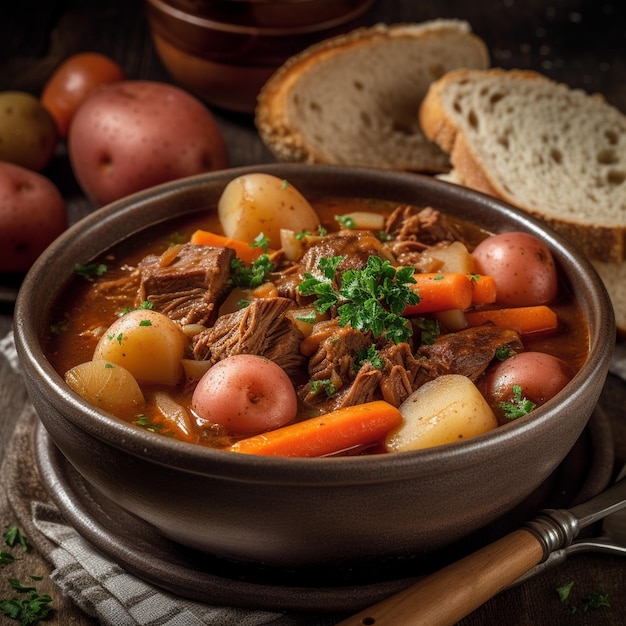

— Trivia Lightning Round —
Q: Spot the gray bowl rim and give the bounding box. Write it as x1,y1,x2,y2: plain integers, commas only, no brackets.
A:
14,163,616,485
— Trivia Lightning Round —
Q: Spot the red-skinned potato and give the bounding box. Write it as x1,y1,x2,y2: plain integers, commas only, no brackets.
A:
472,232,558,307
480,351,573,422
41,52,125,138
68,80,229,206
0,91,57,172
0,163,67,273
192,354,298,435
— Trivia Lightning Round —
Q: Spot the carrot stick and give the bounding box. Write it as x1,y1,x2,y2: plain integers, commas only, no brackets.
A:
465,305,558,335
226,400,402,457
469,274,497,304
190,229,263,264
404,273,474,314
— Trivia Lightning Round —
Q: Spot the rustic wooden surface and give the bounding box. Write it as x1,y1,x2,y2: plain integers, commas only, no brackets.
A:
2,1,626,624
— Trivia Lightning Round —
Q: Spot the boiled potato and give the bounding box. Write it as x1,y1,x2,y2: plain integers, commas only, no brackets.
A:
385,374,498,452
93,309,188,385
65,360,144,414
218,173,320,248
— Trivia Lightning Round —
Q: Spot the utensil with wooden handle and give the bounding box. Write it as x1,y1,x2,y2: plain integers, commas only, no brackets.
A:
337,473,626,626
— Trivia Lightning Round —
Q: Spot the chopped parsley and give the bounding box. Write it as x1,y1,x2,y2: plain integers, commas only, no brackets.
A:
74,262,107,281
250,232,270,253
495,346,517,361
499,384,536,419
1,528,52,624
230,255,274,289
355,345,384,370
556,581,611,614
3,528,28,553
121,301,153,315
414,318,440,345
310,379,336,397
298,255,418,344
335,214,356,229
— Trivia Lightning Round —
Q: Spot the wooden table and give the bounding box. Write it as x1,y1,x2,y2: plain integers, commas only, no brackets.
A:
2,1,626,624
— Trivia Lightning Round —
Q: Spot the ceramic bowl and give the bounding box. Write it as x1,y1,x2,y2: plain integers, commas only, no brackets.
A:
14,164,615,569
144,0,374,113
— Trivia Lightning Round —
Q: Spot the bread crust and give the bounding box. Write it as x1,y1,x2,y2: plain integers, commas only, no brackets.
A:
419,68,626,264
255,21,489,172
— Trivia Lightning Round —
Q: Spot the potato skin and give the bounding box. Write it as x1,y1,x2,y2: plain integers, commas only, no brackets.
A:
93,309,188,386
0,162,67,273
218,173,320,248
479,351,573,422
0,91,57,172
68,80,229,206
192,354,298,435
472,231,558,307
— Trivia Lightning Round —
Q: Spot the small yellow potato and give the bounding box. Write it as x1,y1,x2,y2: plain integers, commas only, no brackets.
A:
93,309,188,385
385,374,498,452
65,360,145,414
218,173,320,248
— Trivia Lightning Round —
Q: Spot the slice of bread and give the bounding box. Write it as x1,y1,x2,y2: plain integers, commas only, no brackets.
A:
591,260,626,338
419,68,626,264
255,20,489,173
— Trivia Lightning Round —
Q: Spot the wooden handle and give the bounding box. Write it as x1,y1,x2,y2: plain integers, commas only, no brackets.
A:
336,529,544,626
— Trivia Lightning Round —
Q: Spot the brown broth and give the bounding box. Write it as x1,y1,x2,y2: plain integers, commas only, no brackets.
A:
43,198,589,448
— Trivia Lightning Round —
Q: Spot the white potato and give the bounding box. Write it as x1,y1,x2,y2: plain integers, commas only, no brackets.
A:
65,360,145,413
425,241,475,274
93,309,188,385
218,173,320,248
385,374,498,452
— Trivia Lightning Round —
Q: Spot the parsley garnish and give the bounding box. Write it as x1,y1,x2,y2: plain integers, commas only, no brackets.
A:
310,379,337,397
74,262,107,281
0,552,15,566
557,581,611,614
335,214,356,229
121,301,153,315
139,319,152,327
299,256,418,344
499,384,536,419
3,528,28,553
1,585,52,624
355,345,384,370
250,232,270,253
495,346,517,361
230,255,274,289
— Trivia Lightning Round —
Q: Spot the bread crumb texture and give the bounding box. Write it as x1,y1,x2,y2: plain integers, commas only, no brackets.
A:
420,68,626,263
255,20,489,173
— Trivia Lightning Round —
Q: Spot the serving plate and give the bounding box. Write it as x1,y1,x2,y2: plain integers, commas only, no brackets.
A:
35,408,613,614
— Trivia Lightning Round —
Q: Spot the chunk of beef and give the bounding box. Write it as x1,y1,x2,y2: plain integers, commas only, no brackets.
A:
300,320,373,410
138,243,234,327
385,206,456,245
419,325,524,381
377,341,439,406
300,230,393,277
191,297,305,378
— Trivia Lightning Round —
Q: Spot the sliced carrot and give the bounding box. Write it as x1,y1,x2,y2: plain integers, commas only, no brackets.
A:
226,400,402,457
469,274,497,304
465,305,558,335
190,229,263,264
404,273,474,314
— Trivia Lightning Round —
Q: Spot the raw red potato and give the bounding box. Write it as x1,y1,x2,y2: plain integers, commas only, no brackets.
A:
41,52,125,138
472,232,558,307
0,163,67,273
68,80,229,205
192,354,298,434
